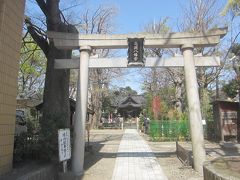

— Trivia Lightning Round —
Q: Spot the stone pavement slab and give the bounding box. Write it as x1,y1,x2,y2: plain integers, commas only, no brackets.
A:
112,129,168,180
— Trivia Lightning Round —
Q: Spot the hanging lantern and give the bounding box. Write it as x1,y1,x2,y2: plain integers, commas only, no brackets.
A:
127,38,145,67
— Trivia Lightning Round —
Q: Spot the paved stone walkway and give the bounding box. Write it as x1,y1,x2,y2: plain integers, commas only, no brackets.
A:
112,129,168,180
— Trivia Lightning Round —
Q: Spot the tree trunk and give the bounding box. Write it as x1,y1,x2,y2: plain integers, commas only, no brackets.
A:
174,79,183,114
151,69,160,120
90,69,103,129
237,72,240,142
32,0,78,160
39,43,71,159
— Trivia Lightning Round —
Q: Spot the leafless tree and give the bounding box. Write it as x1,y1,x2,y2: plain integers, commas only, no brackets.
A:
143,19,185,114
70,6,120,128
221,0,240,143
180,0,226,119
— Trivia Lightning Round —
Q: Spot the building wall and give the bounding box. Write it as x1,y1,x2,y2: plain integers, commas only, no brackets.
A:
0,0,25,176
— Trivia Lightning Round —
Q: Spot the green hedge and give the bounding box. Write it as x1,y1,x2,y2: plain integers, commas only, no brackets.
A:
149,120,190,141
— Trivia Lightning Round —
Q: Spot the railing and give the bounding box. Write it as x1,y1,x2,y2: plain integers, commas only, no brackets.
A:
102,122,121,129
123,122,137,129
176,141,193,166
149,120,190,141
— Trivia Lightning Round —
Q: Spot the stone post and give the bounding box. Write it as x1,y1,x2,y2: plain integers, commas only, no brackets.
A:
181,44,206,174
72,46,91,176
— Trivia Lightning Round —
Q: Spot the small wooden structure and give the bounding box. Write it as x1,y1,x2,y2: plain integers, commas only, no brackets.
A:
212,100,239,141
176,141,193,167
35,98,94,125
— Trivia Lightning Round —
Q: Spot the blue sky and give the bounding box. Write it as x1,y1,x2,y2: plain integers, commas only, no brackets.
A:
27,0,228,94
85,0,188,94
83,0,227,94
87,0,187,33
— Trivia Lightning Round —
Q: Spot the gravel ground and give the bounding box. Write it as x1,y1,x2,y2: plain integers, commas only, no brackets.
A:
141,133,203,180
1,130,124,180
82,129,123,180
2,129,238,180
83,130,203,180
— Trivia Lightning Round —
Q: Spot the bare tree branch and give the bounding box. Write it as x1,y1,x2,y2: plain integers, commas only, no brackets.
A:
25,18,49,56
36,0,48,17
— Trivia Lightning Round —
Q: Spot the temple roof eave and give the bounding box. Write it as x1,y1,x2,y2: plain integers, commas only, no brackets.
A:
118,104,142,108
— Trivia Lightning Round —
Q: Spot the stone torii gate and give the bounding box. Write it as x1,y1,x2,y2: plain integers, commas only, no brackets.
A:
47,28,227,176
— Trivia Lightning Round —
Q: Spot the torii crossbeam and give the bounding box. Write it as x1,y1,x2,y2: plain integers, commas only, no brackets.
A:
54,56,220,69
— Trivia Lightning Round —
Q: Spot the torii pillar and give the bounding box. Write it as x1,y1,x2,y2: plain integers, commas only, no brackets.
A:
72,46,91,176
182,44,205,174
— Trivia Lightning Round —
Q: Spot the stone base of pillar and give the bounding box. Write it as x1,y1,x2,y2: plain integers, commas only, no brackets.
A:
58,172,83,180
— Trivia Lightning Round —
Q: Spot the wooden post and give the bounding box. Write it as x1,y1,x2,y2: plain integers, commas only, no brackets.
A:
63,161,67,173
